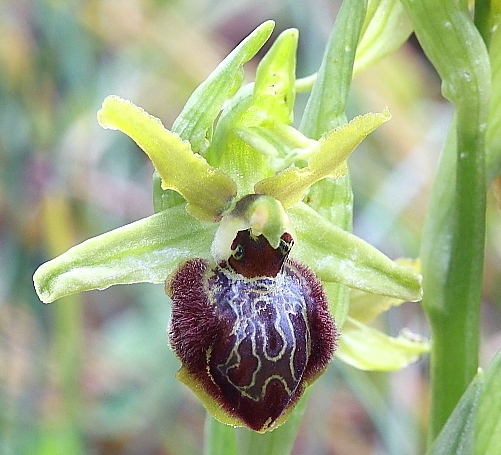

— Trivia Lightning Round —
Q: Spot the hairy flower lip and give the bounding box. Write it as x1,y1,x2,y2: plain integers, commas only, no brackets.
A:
167,233,336,432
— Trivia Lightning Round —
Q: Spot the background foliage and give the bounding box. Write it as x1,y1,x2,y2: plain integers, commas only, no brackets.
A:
1,0,501,454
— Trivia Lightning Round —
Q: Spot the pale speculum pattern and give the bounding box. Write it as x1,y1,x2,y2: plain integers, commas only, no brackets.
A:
207,263,311,409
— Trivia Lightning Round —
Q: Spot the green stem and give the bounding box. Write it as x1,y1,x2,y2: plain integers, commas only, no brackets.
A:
203,416,238,455
235,393,309,455
422,119,483,442
400,0,490,444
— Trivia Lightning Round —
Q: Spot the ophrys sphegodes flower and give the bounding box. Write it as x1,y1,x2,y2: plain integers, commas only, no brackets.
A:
167,195,336,432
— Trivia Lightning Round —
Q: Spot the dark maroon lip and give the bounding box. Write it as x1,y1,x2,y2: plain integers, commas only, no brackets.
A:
166,229,337,432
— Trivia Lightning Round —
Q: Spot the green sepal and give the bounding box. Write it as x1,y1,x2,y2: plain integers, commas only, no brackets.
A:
349,258,420,323
474,347,501,455
349,290,406,325
33,205,217,303
288,202,422,301
170,20,275,152
240,28,298,127
207,28,298,194
255,110,391,207
235,123,317,171
337,317,429,371
98,96,237,222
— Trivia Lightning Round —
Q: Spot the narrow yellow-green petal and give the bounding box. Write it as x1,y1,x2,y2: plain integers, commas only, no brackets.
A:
349,290,404,324
98,95,237,222
337,317,429,371
255,110,391,207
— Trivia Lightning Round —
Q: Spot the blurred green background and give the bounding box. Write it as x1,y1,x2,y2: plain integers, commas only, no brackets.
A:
1,0,501,454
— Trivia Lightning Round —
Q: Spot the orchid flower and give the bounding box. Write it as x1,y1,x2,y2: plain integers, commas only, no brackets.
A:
33,21,427,433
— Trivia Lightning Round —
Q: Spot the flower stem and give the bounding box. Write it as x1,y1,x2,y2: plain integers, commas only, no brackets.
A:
400,0,490,443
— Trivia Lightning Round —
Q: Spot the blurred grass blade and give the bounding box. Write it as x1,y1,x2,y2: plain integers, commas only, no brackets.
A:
486,24,501,179
34,205,216,303
288,203,422,301
98,96,237,222
427,372,483,455
474,348,501,455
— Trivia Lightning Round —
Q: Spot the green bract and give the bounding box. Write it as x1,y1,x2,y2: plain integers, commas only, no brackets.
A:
33,20,427,430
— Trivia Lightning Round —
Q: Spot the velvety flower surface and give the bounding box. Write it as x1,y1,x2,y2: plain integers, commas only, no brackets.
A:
33,21,428,432
167,214,336,431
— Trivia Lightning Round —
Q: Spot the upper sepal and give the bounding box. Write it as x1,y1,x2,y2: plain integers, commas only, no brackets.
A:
288,203,422,302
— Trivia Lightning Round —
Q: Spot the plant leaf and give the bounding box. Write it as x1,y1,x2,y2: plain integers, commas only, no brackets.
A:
288,202,422,301
474,347,501,455
427,372,483,455
33,205,217,303
354,0,413,75
98,96,237,222
337,317,429,371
